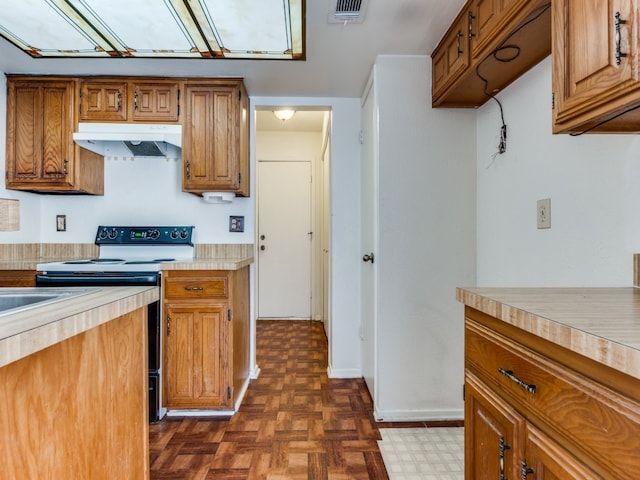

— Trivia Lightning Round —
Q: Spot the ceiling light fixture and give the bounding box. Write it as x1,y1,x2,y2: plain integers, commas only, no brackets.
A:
273,109,296,121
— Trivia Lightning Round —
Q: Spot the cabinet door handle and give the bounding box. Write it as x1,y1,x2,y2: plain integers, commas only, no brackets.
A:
134,90,138,110
116,91,122,111
457,31,463,56
185,160,191,179
468,11,476,39
167,315,171,336
63,158,68,175
615,11,628,65
498,368,536,394
184,286,204,291
499,437,511,480
521,459,534,479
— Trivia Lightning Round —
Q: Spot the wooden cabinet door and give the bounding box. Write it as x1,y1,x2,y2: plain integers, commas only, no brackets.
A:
80,81,128,121
524,424,601,480
164,304,231,408
465,372,524,480
553,0,640,132
470,0,528,60
131,81,180,122
6,80,74,187
182,81,247,195
432,7,470,101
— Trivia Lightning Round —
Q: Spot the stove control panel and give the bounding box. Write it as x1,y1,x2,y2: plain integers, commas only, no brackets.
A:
95,226,194,245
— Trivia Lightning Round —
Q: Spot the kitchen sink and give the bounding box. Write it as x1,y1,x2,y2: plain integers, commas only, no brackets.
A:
0,288,99,317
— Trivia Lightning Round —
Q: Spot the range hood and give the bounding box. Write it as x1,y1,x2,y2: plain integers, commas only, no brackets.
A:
73,123,182,157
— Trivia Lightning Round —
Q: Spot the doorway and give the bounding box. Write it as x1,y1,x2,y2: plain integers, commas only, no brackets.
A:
255,109,330,322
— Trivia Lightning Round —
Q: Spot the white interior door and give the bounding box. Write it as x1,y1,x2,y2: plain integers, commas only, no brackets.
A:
361,75,378,400
258,160,312,319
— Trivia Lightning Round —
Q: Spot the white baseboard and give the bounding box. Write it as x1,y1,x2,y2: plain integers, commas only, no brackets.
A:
166,409,234,417
373,407,464,423
251,364,261,379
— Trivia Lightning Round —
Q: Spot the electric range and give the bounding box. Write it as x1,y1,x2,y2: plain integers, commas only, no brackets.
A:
35,225,194,423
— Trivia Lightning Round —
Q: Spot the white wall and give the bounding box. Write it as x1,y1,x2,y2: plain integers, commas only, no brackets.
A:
373,56,476,420
477,57,640,286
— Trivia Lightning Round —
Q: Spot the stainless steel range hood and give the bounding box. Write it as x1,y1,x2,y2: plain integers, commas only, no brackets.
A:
73,123,182,157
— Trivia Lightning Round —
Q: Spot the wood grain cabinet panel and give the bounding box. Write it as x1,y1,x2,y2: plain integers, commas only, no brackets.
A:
552,0,640,133
5,76,104,194
80,80,128,122
465,308,640,480
432,8,470,101
182,79,249,196
131,81,180,122
162,268,249,411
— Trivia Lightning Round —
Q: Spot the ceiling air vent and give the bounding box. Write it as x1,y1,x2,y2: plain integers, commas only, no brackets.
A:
328,0,369,24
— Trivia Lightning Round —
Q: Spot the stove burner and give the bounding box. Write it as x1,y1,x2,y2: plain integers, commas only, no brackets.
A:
63,258,125,265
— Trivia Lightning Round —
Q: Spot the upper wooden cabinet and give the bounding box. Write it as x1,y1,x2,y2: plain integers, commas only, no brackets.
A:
79,78,181,123
552,0,640,133
5,77,104,194
432,8,470,101
182,79,249,196
431,0,551,107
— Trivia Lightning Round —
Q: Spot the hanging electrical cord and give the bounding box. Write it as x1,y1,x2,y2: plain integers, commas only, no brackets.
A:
474,3,551,158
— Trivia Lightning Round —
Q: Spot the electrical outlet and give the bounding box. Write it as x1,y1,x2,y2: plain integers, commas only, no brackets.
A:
229,216,244,233
537,198,551,229
56,214,66,232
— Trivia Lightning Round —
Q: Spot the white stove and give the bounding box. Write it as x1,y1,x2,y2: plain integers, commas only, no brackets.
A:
34,225,194,424
36,226,195,275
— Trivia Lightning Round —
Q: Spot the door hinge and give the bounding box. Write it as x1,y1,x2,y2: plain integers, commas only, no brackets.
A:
227,386,232,400
177,89,181,117
227,309,232,321
238,173,242,184
551,92,555,110
238,89,242,101
462,384,465,400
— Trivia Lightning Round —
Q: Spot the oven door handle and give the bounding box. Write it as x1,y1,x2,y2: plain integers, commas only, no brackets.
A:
36,273,160,286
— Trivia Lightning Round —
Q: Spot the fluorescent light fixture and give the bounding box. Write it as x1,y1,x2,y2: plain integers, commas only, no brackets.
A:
0,0,305,60
273,109,296,121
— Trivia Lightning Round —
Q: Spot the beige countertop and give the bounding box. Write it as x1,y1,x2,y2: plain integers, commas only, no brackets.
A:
0,256,254,271
0,286,158,368
457,287,640,381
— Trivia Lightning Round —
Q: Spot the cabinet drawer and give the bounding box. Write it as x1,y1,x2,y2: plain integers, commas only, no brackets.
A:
465,319,640,479
164,272,229,300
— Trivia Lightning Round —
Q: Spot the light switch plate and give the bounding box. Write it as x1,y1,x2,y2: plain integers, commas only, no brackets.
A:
56,214,66,232
229,216,244,232
537,198,551,229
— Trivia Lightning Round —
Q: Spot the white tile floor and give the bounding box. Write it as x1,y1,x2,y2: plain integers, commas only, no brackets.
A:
378,427,464,480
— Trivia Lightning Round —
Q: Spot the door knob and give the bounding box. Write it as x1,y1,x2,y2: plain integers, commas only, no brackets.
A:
362,253,374,263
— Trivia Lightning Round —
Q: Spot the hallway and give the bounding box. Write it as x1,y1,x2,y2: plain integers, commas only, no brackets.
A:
149,320,389,479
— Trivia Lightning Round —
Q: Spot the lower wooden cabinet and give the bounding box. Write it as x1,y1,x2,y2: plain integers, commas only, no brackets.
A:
0,270,36,287
464,308,640,480
162,268,249,410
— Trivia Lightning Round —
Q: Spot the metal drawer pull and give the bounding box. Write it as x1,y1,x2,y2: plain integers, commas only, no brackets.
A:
498,368,536,394
615,11,628,65
185,286,204,291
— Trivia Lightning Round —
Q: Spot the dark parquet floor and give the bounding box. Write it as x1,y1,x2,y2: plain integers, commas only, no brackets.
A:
149,320,390,479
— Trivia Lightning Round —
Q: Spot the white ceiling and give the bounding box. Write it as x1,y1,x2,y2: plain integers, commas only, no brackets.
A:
0,0,466,98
